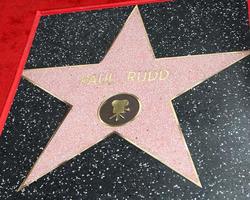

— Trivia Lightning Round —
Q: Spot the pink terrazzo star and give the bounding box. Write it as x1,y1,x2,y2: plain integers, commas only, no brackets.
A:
20,6,250,189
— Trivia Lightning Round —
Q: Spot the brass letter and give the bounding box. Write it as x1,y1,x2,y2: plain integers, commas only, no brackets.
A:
88,75,97,84
128,72,136,81
81,76,89,84
106,73,113,84
159,70,169,80
148,71,158,81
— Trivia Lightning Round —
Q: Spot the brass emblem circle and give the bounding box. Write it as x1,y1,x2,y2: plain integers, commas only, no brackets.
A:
98,93,141,127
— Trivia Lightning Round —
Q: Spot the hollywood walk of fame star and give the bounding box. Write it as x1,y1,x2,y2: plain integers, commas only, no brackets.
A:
19,6,250,190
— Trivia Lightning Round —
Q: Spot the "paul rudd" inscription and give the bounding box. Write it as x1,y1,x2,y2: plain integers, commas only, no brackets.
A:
80,69,169,85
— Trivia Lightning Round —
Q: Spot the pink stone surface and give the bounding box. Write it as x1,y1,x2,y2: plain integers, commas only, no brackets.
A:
22,7,250,188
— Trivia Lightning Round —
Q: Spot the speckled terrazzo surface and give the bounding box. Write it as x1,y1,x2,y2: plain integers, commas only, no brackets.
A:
26,6,133,68
26,0,250,68
140,0,250,57
1,0,250,199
